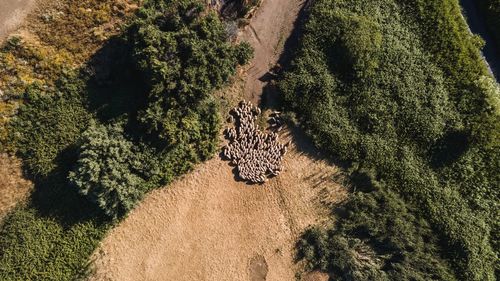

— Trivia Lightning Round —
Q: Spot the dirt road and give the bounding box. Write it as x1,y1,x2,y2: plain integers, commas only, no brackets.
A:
239,0,304,104
89,0,342,280
0,0,36,42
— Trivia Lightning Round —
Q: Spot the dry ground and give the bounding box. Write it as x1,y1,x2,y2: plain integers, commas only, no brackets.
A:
90,130,345,281
89,0,346,280
0,0,36,42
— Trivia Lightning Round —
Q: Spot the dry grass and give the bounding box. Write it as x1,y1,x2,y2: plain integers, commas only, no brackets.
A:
0,154,32,220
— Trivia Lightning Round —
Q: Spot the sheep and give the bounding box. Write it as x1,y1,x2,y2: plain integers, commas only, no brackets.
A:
222,101,288,183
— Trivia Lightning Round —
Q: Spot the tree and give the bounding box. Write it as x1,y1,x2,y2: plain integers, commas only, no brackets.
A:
68,121,145,219
129,0,252,144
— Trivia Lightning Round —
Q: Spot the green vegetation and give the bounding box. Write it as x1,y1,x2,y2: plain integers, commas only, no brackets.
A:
478,0,500,47
0,208,105,280
280,0,499,280
0,0,251,279
68,122,146,219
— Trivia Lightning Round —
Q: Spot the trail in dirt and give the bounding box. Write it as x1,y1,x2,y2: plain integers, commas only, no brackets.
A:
239,0,304,104
90,0,343,280
0,0,36,42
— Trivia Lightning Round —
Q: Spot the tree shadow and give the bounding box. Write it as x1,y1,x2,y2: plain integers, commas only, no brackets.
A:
19,34,149,228
83,35,149,124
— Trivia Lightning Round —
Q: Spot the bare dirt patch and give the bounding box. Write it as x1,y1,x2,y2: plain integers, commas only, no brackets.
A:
0,154,32,220
90,129,345,281
0,0,36,42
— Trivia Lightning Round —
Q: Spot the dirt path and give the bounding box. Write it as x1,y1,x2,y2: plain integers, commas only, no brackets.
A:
239,0,304,104
0,0,37,42
89,0,342,280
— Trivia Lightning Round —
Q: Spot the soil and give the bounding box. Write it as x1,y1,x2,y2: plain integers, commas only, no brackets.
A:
90,129,345,281
89,0,347,280
0,0,37,42
239,0,305,104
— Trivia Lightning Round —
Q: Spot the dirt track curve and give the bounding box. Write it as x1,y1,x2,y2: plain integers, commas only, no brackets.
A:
89,0,344,280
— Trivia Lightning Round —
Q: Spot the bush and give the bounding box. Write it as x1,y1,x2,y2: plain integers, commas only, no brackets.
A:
281,0,499,279
298,190,457,281
129,0,252,144
10,77,92,178
68,122,146,219
0,207,105,281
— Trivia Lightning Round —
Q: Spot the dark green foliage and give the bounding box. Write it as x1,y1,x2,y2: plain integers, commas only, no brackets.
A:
298,190,457,281
68,122,146,219
10,77,93,178
1,74,107,281
1,0,252,279
281,0,500,280
0,208,105,281
129,0,252,144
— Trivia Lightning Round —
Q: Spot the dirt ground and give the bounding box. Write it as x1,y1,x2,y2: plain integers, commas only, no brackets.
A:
90,130,345,281
89,0,346,280
0,0,37,42
239,0,304,104
0,154,32,220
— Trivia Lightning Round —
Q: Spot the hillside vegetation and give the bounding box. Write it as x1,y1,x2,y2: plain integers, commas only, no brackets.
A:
0,0,251,279
279,0,499,280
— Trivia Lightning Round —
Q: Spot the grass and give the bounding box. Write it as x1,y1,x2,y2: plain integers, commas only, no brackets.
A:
279,0,499,280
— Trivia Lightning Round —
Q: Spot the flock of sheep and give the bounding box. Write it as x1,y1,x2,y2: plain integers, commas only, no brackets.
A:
222,101,289,184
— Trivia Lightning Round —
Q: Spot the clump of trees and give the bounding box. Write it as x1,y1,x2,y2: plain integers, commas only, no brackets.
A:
67,0,251,218
0,1,252,279
128,0,252,157
280,0,499,280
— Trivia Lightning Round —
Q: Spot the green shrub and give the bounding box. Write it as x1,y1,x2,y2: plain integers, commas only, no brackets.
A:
68,122,146,219
0,208,105,281
298,190,457,281
281,0,499,280
9,76,92,178
129,0,252,144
